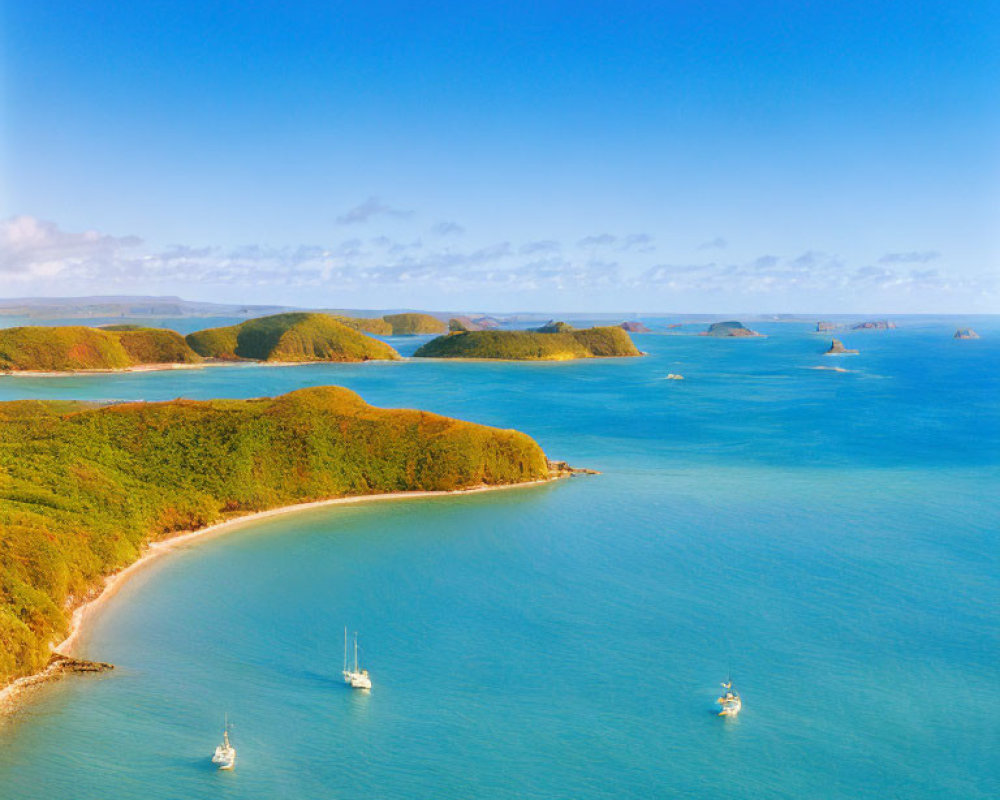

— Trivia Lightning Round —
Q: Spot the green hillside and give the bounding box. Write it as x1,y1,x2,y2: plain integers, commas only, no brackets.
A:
333,316,393,335
0,387,549,687
413,327,642,360
383,313,447,335
0,326,202,372
185,313,400,362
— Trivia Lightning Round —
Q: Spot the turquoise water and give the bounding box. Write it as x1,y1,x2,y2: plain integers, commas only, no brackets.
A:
0,321,997,798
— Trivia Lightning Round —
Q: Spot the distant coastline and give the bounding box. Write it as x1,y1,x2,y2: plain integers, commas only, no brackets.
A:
0,475,569,718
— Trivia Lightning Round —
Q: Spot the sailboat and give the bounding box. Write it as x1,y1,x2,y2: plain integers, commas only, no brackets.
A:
211,715,236,770
716,677,742,717
342,627,372,690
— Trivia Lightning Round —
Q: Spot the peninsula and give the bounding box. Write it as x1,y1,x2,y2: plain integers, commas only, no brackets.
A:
0,387,559,698
185,312,401,362
0,324,202,372
412,326,643,360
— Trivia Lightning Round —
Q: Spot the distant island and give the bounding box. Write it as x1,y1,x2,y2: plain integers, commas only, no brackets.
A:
185,313,400,362
0,387,563,700
449,316,502,332
701,321,762,337
0,295,290,320
620,321,650,333
0,325,202,372
382,313,447,335
852,320,896,330
824,338,859,355
816,321,836,332
412,326,643,360
333,316,393,335
954,328,980,339
535,320,575,333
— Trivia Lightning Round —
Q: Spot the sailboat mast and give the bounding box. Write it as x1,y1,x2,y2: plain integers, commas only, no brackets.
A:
354,631,359,673
344,627,348,673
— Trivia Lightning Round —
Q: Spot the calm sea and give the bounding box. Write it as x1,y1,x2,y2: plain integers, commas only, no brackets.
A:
0,320,997,799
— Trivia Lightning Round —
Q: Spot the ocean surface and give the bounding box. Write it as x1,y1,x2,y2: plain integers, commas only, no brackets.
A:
0,320,997,799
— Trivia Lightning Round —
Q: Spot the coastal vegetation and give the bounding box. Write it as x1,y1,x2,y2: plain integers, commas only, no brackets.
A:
382,313,447,335
184,313,400,362
0,325,202,372
535,321,575,333
333,316,393,335
413,326,642,360
0,387,550,688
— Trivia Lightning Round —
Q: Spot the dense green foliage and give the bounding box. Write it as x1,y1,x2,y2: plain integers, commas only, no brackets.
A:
333,316,393,335
0,326,202,372
185,313,400,362
0,387,549,686
413,327,642,360
113,328,202,365
383,313,447,335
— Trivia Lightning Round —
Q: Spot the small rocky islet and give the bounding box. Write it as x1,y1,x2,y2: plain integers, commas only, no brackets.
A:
701,321,762,337
954,328,980,339
824,338,859,355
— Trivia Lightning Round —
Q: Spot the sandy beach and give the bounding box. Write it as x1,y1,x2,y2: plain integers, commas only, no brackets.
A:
0,476,563,716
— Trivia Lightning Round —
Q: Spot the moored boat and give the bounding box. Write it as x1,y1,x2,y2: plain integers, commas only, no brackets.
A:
343,627,372,691
716,678,742,717
211,716,236,770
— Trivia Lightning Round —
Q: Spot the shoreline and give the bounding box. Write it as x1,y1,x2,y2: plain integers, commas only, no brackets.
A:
0,476,564,717
0,358,410,378
0,361,234,378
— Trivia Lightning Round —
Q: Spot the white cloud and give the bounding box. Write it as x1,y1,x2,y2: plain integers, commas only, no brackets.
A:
697,236,728,251
0,215,141,278
878,250,941,264
335,197,411,225
430,221,465,236
2,216,991,308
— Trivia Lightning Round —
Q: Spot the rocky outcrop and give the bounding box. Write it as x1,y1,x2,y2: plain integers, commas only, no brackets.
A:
954,328,980,339
824,339,859,355
816,321,836,332
852,320,896,330
547,460,600,477
620,321,650,333
0,654,113,715
702,321,762,337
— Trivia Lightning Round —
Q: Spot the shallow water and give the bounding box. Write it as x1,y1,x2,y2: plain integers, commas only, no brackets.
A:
1,320,998,798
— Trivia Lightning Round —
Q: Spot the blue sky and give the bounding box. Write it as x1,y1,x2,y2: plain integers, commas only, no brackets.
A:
1,1,997,312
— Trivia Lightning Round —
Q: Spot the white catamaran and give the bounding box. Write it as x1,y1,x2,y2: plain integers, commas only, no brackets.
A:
716,678,742,717
343,627,372,690
211,715,236,770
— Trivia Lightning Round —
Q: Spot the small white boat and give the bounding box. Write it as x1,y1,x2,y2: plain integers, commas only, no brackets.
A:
211,716,236,770
716,678,742,717
343,627,372,691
